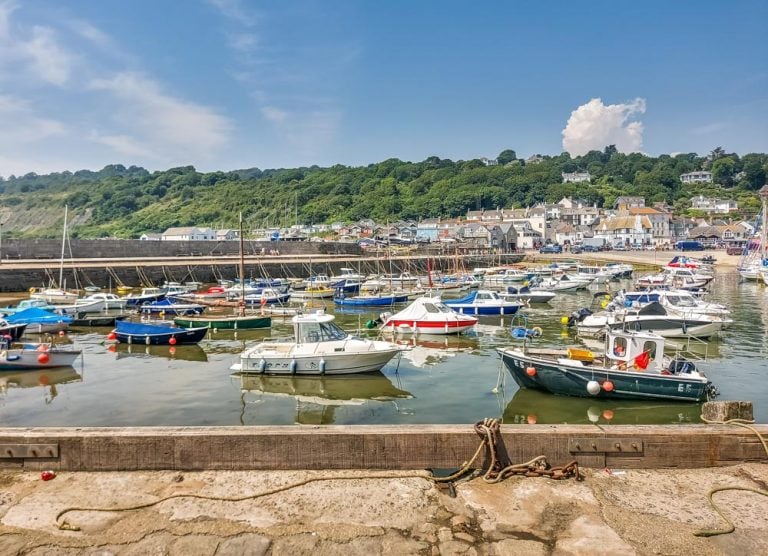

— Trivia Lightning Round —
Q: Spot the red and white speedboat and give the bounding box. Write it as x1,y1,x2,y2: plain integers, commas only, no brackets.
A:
379,297,478,335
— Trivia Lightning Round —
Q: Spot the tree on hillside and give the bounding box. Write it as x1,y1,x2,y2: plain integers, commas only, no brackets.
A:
497,149,517,165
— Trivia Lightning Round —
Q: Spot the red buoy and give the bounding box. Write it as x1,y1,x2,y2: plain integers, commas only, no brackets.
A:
41,470,56,481
602,380,615,392
107,332,117,341
525,366,537,377
37,353,50,364
169,337,177,345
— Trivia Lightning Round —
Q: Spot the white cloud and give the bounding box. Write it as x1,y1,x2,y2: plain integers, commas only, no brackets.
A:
206,0,257,26
562,98,646,156
260,105,339,157
89,72,233,163
0,2,74,86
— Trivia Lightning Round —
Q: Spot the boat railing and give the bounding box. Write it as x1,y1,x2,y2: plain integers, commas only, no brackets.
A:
666,334,710,365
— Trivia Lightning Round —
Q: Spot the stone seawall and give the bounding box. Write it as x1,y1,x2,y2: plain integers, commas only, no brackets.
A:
0,238,360,260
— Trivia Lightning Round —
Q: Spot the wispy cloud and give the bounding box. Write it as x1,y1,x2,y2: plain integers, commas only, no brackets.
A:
0,2,75,86
562,98,646,156
89,72,233,162
206,0,257,26
0,94,66,144
690,121,729,136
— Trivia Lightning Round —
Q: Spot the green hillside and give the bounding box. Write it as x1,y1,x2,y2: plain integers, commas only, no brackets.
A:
0,147,765,239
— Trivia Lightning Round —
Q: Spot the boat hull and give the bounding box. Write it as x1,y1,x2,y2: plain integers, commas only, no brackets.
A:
498,348,710,402
445,304,521,316
173,315,272,330
380,319,476,335
233,343,402,375
0,348,81,370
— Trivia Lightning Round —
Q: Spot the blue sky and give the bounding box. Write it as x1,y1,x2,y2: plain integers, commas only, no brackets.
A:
0,0,766,176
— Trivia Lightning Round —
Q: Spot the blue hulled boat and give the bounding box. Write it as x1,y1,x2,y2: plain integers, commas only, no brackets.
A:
444,290,523,316
497,328,716,402
139,298,206,316
113,320,208,345
333,292,409,307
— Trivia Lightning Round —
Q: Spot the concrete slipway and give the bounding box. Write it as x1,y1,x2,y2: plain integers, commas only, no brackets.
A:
1,463,767,555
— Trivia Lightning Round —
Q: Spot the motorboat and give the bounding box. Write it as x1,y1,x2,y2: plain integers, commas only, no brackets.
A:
111,320,209,345
482,268,535,288
443,290,523,316
575,265,612,284
574,301,728,339
4,307,72,334
533,273,588,292
290,285,335,299
123,287,166,307
139,298,206,316
378,297,478,335
242,288,292,306
0,340,81,370
334,292,409,307
85,292,128,310
500,285,556,304
330,267,366,282
231,312,404,375
497,328,716,402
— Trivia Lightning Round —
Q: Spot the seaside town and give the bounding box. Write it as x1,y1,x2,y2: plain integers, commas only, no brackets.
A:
1,1,767,555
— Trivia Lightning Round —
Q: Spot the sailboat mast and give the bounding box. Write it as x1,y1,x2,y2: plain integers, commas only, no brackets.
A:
239,212,246,316
59,205,68,288
760,185,768,263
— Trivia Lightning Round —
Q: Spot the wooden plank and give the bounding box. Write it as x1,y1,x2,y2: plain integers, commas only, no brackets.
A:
0,425,764,471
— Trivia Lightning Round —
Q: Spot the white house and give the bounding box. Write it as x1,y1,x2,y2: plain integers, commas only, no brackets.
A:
161,227,216,241
680,171,713,184
139,233,162,241
690,195,738,213
596,215,653,246
561,172,591,183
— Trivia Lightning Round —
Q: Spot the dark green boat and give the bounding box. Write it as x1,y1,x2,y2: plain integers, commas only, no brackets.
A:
497,329,717,402
173,314,271,330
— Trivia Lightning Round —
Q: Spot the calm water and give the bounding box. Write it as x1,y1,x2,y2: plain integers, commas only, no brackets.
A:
1,270,766,427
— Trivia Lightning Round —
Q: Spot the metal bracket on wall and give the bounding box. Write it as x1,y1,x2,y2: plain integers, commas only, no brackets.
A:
0,444,59,459
569,438,643,454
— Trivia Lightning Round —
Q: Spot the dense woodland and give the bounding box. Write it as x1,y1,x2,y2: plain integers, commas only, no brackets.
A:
0,146,766,239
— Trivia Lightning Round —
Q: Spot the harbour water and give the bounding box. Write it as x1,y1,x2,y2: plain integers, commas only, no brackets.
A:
1,270,766,427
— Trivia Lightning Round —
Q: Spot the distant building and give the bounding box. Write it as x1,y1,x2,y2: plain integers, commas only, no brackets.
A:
690,195,738,214
596,215,653,246
161,227,215,241
479,157,499,166
139,233,162,241
613,196,646,210
526,154,544,165
561,171,591,183
627,207,671,245
680,171,713,184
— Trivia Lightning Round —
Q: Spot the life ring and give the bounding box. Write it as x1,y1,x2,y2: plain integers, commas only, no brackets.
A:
29,287,36,293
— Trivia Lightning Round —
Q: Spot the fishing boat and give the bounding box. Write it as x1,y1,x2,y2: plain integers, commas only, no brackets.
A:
111,320,208,345
443,290,523,316
497,328,717,402
0,340,81,370
139,298,206,316
500,285,556,304
231,312,404,375
378,297,478,335
4,308,72,334
290,285,335,299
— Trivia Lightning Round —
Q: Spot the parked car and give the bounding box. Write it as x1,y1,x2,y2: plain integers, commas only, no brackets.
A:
582,245,600,253
674,240,705,251
539,244,563,254
570,245,583,254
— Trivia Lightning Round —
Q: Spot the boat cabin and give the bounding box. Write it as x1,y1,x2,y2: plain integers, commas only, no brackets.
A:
292,313,348,344
605,329,664,372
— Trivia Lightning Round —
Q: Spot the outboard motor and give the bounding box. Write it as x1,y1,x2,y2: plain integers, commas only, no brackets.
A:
567,307,592,327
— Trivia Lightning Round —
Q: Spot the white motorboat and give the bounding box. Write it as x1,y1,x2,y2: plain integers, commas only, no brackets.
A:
379,296,478,335
231,312,404,375
533,273,588,292
86,292,128,310
500,285,556,304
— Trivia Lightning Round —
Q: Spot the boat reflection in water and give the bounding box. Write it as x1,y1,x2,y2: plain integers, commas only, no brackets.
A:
110,343,208,362
234,371,412,425
502,388,704,426
384,334,478,368
0,367,82,404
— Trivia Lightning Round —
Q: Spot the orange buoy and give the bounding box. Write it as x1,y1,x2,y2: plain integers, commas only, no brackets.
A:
525,366,537,377
107,332,117,341
602,409,615,421
602,380,615,392
37,353,50,364
527,414,537,425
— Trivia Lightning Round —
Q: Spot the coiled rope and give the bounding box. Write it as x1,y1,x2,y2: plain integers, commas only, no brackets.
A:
694,417,768,537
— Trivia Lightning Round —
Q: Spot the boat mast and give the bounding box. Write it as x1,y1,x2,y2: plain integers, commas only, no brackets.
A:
239,212,245,317
58,205,68,289
760,185,768,264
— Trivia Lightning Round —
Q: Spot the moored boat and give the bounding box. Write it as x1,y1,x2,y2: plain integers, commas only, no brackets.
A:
379,296,478,335
231,312,404,375
444,290,523,316
111,320,208,345
0,339,81,370
173,312,272,330
497,328,716,402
